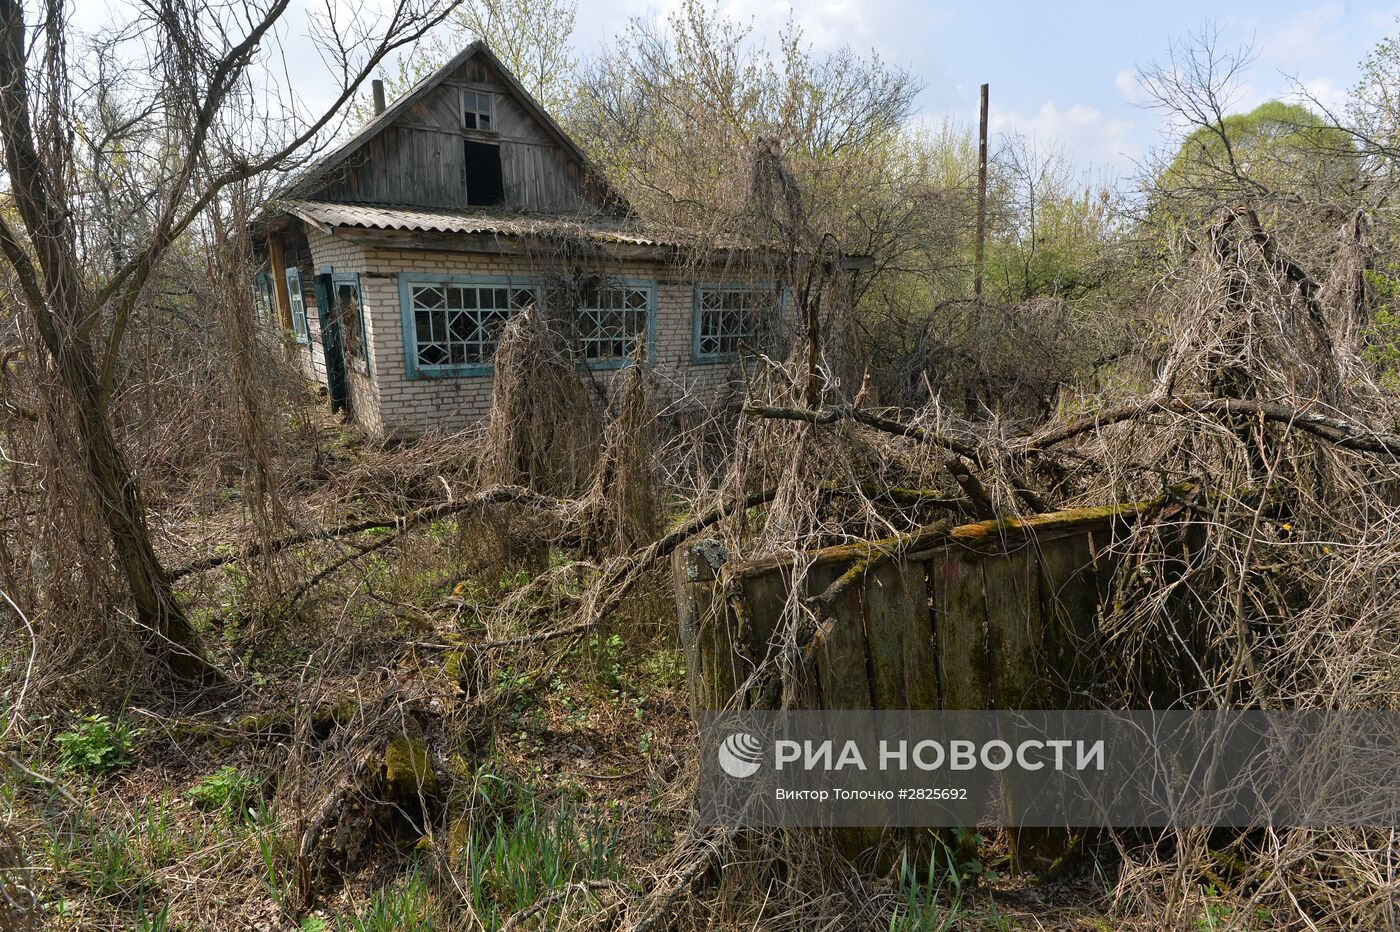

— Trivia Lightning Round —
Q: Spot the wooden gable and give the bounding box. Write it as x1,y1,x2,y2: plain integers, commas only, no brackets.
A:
303,45,621,216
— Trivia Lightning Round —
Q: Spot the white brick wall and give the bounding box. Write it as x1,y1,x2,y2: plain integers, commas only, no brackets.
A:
306,229,746,437
302,232,382,425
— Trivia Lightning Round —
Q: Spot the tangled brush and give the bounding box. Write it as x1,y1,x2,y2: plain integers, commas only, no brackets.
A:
483,309,601,496
584,354,662,556
1024,207,1400,928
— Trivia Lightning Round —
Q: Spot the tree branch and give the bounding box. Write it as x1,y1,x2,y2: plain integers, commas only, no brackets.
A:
1024,396,1400,458
744,403,983,463
170,484,567,579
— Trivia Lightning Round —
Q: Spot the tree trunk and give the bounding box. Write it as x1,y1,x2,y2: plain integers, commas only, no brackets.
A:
55,337,219,684
0,0,216,685
81,389,216,683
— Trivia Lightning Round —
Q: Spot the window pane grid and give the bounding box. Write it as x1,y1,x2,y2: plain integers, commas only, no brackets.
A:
463,90,493,131
286,269,308,341
697,287,769,358
411,282,532,369
578,286,648,362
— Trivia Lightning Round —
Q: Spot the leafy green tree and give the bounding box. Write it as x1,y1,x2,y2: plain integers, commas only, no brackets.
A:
452,0,577,112
1158,100,1357,210
1348,31,1400,174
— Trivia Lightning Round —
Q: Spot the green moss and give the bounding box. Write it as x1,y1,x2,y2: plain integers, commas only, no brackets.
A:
737,494,1176,580
384,735,438,798
232,711,286,734
311,698,357,732
442,647,485,693
442,649,466,681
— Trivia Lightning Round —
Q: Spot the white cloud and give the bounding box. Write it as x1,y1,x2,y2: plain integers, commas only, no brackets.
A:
1366,5,1400,30
1263,2,1346,68
1115,68,1143,102
990,100,1143,174
657,0,876,50
1293,75,1349,115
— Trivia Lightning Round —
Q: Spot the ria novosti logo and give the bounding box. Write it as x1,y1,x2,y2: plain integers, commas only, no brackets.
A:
718,732,764,778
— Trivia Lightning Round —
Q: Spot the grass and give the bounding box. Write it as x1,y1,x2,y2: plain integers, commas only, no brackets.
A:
337,868,434,931
131,794,187,870
43,821,161,922
321,799,625,931
888,833,1009,932
250,801,300,916
458,803,624,929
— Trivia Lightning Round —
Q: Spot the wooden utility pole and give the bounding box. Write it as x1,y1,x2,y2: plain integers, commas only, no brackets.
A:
974,82,989,299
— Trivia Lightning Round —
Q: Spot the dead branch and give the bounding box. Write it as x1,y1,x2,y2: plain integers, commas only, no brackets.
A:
0,751,79,808
626,826,735,932
745,402,1050,514
474,487,780,648
744,402,983,463
499,879,625,932
170,485,568,579
1025,396,1400,458
942,456,995,518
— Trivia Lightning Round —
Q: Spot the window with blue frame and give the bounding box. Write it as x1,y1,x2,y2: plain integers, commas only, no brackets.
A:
405,279,536,373
693,284,775,362
285,267,309,343
332,273,369,373
576,282,652,365
252,273,275,322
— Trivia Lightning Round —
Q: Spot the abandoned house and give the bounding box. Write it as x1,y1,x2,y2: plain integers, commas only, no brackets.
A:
253,40,788,437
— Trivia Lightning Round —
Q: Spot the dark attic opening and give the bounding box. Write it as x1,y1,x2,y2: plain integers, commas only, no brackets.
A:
465,139,504,206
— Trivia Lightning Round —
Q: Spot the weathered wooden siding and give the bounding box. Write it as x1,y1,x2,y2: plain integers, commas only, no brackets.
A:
674,506,1142,870
676,507,1131,717
308,55,609,214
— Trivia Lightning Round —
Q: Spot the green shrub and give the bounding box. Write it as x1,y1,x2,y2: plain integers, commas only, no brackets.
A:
1362,268,1400,389
186,765,260,820
54,715,137,774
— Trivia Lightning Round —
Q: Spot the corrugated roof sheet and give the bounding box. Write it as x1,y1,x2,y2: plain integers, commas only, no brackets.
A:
284,200,699,248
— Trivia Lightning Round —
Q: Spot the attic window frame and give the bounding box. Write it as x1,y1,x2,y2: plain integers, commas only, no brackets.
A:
462,89,494,132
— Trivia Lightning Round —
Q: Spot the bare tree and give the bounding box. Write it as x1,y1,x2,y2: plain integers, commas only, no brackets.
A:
0,0,455,683
347,0,577,123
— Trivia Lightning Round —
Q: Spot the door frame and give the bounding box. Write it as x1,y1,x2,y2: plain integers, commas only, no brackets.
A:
313,271,350,415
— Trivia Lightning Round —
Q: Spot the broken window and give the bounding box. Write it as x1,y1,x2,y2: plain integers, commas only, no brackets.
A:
576,284,651,365
462,90,493,131
333,274,368,372
464,140,504,206
407,280,535,374
693,285,774,361
252,273,275,322
285,267,309,344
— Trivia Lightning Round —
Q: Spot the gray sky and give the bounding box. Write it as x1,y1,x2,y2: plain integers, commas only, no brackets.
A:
69,0,1397,180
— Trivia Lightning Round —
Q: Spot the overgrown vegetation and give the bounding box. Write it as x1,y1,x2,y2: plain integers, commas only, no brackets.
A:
4,1,1400,930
